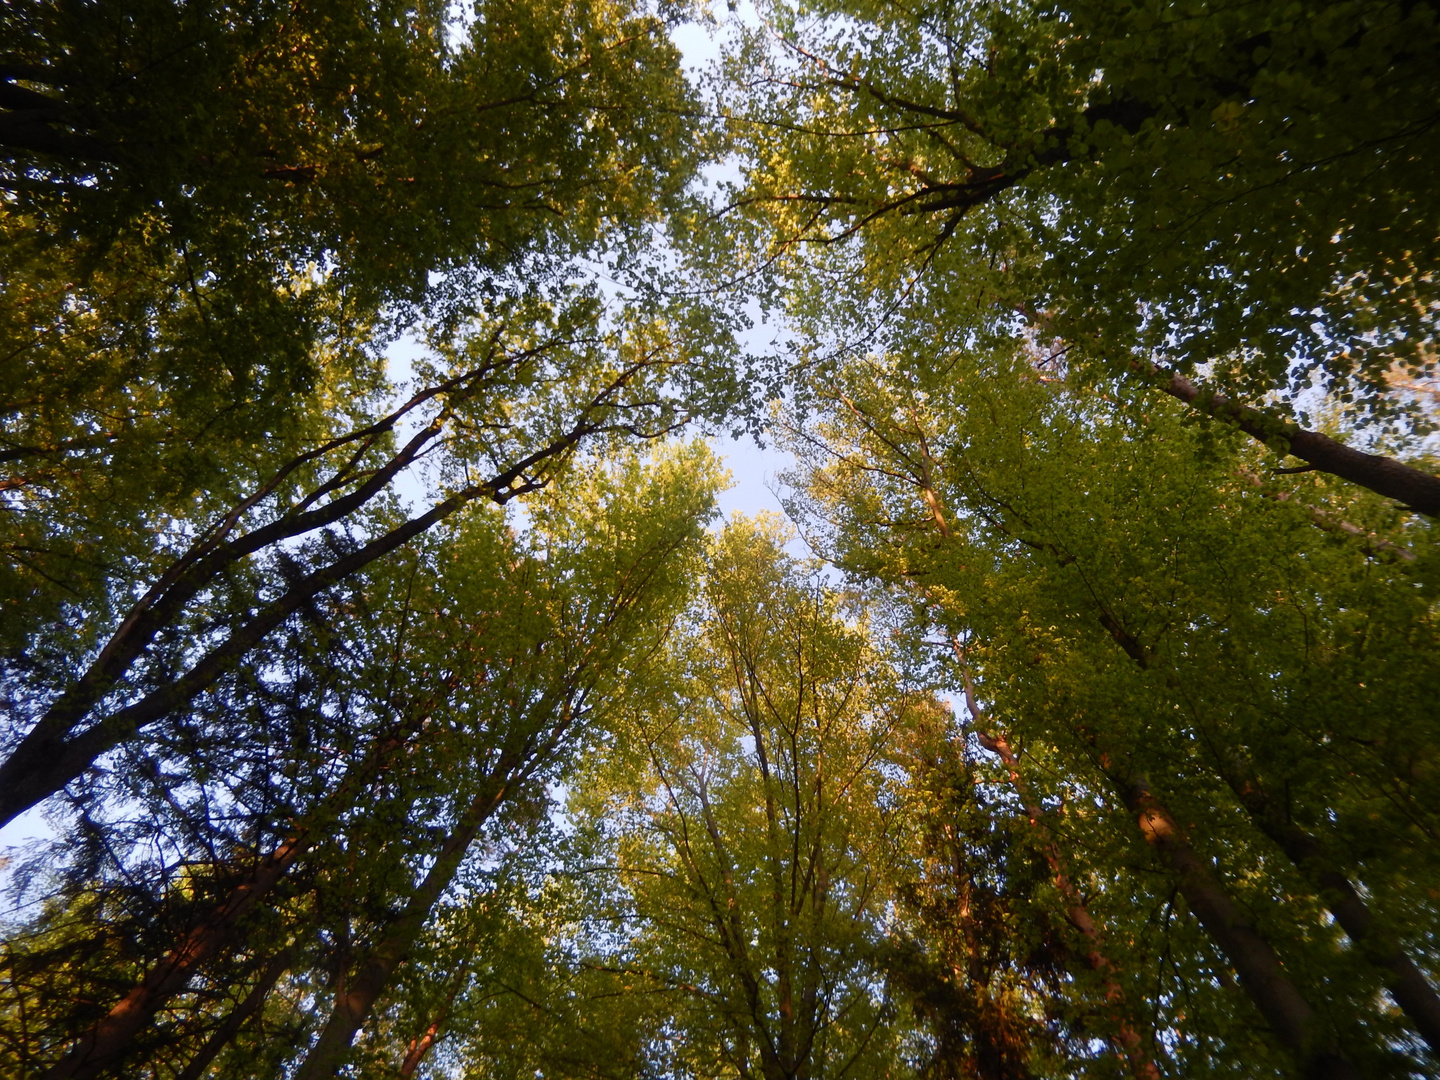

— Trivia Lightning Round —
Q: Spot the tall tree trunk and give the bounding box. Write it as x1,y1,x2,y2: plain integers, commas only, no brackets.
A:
1101,611,1440,1054
1225,769,1440,1055
949,638,1159,1080
1110,772,1359,1080
919,467,1156,1077
292,773,514,1080
39,725,417,1080
907,402,1359,1075
0,482,485,829
1012,310,1440,515
1146,365,1440,517
43,841,310,1080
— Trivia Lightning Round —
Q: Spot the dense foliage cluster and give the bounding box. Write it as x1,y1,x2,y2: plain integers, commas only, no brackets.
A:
2,2,1436,1079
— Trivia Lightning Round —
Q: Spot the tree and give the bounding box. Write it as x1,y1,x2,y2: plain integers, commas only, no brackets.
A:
883,701,1112,1080
3,441,723,1079
2,0,698,309
722,0,1440,511
1,0,713,659
0,285,736,829
1,0,741,827
778,338,1439,1076
572,516,923,1080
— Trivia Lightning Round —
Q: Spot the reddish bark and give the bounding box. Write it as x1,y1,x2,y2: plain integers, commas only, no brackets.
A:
399,1022,441,1078
952,645,1159,1080
41,726,417,1080
43,841,308,1080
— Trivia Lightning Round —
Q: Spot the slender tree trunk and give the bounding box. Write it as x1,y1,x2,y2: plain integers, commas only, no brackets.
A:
174,947,295,1080
1091,613,1364,1075
1018,312,1440,516
39,725,417,1080
974,730,1159,1077
1235,469,1417,562
1214,757,1440,1054
399,1022,440,1078
911,404,1357,1075
949,638,1160,1080
397,956,470,1077
292,774,513,1080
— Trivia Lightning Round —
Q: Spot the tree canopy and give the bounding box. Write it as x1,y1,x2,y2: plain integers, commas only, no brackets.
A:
2,2,1437,1079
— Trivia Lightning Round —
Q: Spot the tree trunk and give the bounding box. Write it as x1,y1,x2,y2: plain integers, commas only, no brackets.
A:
399,1022,440,1078
39,725,416,1080
43,841,309,1080
1100,609,1440,1054
1150,367,1440,517
1217,761,1440,1054
1112,772,1359,1080
0,371,601,828
904,395,1358,1075
950,640,1159,1080
0,481,483,829
291,775,513,1080
396,955,469,1077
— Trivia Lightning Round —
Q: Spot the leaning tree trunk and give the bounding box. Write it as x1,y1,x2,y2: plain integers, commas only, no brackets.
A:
174,947,296,1080
948,637,1160,1080
1109,771,1359,1080
1146,364,1440,517
43,841,305,1080
292,772,514,1080
40,724,419,1080
1100,609,1440,1056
